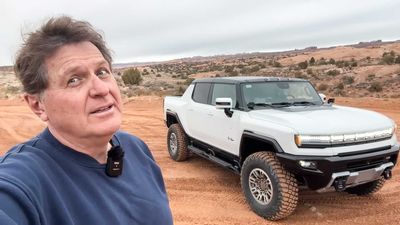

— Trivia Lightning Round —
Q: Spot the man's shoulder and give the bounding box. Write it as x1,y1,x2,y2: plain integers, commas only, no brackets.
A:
0,139,51,186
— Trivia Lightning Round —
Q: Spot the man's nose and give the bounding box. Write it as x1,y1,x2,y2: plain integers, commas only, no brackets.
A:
89,74,109,97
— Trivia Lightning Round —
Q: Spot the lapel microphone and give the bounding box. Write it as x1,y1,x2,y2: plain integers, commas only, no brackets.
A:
105,144,124,177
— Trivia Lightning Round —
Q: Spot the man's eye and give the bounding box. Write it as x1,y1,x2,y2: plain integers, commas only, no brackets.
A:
67,77,81,86
97,68,110,77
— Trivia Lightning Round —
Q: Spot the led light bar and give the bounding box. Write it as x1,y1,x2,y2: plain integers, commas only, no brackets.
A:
295,127,394,148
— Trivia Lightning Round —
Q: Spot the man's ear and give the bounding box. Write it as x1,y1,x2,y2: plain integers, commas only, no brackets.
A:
24,93,48,122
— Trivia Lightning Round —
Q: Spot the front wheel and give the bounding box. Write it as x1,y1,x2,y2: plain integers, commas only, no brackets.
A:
167,124,189,161
241,151,298,220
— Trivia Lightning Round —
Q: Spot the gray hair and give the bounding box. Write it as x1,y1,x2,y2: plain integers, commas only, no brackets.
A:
14,16,113,94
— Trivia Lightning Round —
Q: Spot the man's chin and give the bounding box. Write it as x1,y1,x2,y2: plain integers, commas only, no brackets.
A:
92,123,121,137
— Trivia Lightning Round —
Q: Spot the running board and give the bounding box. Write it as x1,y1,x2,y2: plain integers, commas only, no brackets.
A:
188,145,240,174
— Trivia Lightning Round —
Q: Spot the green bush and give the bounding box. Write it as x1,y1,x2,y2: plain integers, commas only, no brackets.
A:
122,68,142,85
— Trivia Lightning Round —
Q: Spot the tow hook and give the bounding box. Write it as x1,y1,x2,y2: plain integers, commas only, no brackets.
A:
333,176,348,191
383,168,392,180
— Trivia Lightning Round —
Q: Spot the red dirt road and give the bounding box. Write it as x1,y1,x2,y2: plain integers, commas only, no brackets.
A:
1,96,399,225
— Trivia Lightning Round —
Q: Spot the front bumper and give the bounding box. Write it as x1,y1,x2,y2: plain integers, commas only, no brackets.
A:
276,144,399,190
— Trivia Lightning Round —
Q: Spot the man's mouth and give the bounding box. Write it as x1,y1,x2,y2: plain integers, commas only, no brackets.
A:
91,105,113,114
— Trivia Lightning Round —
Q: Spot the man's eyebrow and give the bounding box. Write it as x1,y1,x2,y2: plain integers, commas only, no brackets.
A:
63,65,85,76
95,60,110,68
63,60,109,75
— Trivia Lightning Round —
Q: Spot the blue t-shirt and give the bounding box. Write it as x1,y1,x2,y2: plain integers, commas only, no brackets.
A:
0,128,173,225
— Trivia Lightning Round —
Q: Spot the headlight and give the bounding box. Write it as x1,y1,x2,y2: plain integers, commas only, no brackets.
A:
295,127,394,148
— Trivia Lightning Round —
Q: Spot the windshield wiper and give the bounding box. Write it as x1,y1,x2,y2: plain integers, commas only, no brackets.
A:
247,102,274,109
271,102,293,107
292,101,316,106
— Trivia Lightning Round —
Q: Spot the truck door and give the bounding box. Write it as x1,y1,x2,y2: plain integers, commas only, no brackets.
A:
206,83,241,155
186,82,213,142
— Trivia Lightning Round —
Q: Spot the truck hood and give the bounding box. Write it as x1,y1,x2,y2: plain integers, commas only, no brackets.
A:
248,105,394,134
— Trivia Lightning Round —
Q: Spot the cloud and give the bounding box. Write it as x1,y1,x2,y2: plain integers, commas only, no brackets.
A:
1,0,400,65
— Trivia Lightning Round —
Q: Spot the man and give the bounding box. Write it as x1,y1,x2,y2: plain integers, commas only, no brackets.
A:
0,16,173,225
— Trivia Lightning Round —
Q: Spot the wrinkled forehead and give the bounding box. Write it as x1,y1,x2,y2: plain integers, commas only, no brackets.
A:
45,41,109,77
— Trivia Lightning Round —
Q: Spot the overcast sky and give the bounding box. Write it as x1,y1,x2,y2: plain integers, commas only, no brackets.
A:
1,0,400,66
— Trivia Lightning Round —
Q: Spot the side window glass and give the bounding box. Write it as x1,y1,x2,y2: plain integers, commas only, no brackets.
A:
211,84,236,107
192,83,211,104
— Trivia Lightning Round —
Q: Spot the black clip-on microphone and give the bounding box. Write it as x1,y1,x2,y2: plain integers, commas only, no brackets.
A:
105,142,124,177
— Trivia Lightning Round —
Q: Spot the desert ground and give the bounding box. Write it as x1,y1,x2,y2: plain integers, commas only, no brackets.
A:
0,96,399,225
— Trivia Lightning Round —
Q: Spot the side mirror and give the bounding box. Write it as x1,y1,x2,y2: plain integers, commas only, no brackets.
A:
327,98,335,104
215,98,232,109
319,93,327,102
215,97,233,117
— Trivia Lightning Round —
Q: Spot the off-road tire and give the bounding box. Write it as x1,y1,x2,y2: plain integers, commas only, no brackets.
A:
167,124,189,161
345,177,386,196
241,151,298,220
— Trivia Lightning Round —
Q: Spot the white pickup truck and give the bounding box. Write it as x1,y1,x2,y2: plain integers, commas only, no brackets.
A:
163,76,399,220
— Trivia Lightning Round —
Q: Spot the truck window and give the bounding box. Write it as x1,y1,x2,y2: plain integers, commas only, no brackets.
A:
192,83,211,104
211,83,236,107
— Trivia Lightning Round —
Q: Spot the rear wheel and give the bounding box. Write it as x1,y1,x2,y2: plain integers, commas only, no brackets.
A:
241,151,298,220
345,177,386,196
167,124,189,161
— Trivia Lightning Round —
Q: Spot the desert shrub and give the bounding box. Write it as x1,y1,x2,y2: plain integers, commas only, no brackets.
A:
336,83,344,90
326,69,340,76
298,61,308,69
328,58,336,65
342,76,354,84
176,86,187,95
309,57,315,65
368,82,383,92
185,78,195,85
156,74,161,77
294,71,307,79
229,70,239,76
382,52,395,65
224,65,234,73
366,74,375,81
395,55,400,64
318,57,327,65
273,61,282,67
122,68,142,85
249,65,260,73
318,83,328,91
335,60,344,68
306,68,313,75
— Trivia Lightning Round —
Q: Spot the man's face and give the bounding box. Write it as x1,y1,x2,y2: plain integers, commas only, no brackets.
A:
39,41,122,139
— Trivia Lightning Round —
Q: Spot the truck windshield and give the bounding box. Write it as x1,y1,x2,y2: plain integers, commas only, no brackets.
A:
241,81,323,108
